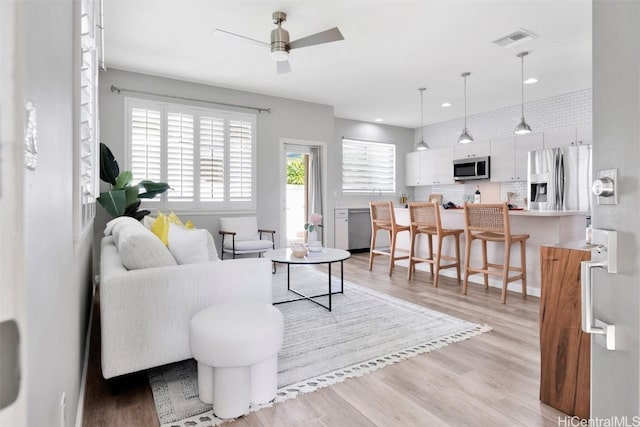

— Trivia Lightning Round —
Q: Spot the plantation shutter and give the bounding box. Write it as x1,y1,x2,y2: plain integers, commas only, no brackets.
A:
342,138,396,193
200,116,225,201
228,119,253,202
166,112,195,201
130,107,162,184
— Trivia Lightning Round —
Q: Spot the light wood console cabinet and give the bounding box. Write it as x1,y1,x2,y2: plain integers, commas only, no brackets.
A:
539,244,590,419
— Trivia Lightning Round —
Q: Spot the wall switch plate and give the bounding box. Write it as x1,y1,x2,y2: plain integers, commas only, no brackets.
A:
594,168,618,205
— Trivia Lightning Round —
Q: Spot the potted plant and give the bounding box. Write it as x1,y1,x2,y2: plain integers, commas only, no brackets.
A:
97,143,170,220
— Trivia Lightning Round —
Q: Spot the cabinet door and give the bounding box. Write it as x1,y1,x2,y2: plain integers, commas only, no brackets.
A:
454,140,491,159
417,150,433,185
334,209,349,250
576,123,592,145
514,132,543,181
490,136,515,182
431,147,454,185
544,127,577,148
405,152,420,186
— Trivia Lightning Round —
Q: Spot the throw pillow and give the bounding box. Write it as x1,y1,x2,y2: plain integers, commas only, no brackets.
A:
151,212,170,246
117,225,177,270
104,216,141,236
168,223,210,265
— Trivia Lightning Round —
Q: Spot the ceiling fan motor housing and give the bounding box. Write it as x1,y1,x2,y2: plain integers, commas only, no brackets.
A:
270,12,290,61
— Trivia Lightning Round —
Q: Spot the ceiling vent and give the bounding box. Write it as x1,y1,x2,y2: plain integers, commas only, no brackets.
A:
493,28,537,48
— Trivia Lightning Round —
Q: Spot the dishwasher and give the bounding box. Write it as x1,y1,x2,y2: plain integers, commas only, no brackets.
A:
347,208,372,252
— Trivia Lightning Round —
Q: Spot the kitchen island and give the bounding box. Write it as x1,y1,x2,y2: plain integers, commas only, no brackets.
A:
389,207,588,296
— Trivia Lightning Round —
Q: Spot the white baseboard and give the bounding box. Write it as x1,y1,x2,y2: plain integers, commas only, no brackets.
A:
395,260,541,298
75,281,97,427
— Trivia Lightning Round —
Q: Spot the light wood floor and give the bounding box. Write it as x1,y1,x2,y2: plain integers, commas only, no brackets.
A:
82,253,565,426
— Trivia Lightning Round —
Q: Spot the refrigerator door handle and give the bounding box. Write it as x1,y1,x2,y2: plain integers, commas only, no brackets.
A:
558,154,565,210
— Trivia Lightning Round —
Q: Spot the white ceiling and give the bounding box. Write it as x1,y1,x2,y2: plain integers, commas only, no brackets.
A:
104,0,592,129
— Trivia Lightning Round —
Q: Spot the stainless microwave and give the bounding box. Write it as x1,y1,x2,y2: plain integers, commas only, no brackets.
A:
453,156,490,181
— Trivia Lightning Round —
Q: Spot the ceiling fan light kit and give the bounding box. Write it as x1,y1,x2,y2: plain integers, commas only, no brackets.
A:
515,51,532,135
458,71,473,144
416,87,429,151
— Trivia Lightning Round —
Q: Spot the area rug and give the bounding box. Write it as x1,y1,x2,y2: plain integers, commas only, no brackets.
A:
148,265,491,427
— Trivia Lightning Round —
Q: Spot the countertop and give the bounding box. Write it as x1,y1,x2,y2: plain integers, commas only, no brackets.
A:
542,241,594,251
335,206,589,217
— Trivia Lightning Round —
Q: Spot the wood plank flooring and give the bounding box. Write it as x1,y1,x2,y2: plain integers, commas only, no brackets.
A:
82,253,565,426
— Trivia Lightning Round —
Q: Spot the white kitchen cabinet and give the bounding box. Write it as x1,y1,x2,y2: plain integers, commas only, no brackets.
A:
543,127,577,148
334,208,349,250
490,136,515,182
490,133,542,182
454,140,491,159
405,151,420,186
405,148,454,186
514,132,543,180
576,123,592,145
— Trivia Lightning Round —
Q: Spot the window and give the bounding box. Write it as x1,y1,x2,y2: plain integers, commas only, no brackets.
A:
342,138,396,193
126,98,256,211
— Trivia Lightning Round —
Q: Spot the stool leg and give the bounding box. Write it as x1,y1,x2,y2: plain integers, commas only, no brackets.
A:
454,233,462,283
369,227,377,270
250,355,278,405
427,234,434,276
212,366,251,419
388,229,396,276
434,234,443,288
197,362,214,404
501,241,511,304
408,229,417,280
481,240,489,289
463,235,471,295
520,240,527,298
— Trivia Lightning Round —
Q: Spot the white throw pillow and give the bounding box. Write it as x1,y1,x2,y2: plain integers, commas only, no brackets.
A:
104,216,141,236
206,232,219,261
168,223,211,265
142,215,155,230
117,225,177,270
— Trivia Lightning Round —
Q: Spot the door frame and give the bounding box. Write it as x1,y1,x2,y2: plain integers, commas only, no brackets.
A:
279,138,327,249
0,0,27,423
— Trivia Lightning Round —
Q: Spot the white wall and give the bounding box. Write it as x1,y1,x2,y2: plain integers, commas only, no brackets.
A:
20,1,94,426
98,69,336,250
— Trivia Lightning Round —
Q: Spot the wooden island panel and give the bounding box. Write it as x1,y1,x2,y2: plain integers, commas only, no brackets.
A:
539,245,591,419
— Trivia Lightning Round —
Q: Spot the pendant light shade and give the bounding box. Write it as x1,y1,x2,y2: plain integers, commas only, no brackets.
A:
458,72,474,144
416,87,429,151
515,51,532,135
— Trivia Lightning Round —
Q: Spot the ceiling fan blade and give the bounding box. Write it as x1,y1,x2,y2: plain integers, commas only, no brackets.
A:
288,27,344,50
277,60,292,74
212,28,269,48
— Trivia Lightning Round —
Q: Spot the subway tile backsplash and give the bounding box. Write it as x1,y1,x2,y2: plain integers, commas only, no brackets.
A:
414,181,527,206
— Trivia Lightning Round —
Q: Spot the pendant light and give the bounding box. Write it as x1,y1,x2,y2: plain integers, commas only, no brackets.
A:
415,87,429,151
515,51,532,135
458,72,473,144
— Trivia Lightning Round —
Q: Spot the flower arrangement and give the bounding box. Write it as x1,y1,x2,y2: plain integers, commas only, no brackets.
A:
304,213,323,233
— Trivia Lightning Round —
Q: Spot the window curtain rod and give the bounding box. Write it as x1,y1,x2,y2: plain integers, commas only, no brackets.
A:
110,85,271,114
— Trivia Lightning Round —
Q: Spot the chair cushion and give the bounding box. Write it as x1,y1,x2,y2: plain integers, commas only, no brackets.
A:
223,239,273,252
219,217,259,241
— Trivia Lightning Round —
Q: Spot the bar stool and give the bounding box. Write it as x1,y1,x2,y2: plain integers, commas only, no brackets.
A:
428,193,443,204
369,201,410,275
462,202,529,304
407,202,463,287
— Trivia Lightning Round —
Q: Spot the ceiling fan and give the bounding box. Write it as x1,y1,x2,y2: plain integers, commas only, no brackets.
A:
213,11,344,74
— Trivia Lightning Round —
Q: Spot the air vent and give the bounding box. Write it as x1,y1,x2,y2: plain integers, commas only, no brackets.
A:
493,28,537,48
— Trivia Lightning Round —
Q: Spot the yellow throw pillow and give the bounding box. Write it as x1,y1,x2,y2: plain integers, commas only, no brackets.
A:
168,211,184,227
151,212,170,246
184,220,195,229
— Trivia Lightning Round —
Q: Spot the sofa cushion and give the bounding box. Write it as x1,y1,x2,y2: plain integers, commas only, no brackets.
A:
117,225,177,270
104,216,141,236
223,239,274,252
168,224,210,265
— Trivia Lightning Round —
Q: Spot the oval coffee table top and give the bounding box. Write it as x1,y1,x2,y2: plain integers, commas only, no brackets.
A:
263,247,350,264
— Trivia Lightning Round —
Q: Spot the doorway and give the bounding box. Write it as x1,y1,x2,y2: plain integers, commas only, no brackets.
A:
279,139,327,249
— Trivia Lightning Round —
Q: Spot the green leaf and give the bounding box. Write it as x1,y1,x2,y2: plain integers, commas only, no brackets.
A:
97,189,126,217
114,171,133,190
124,186,139,207
99,143,119,185
137,181,170,199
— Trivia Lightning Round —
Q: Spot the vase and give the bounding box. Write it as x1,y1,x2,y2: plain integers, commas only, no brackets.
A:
307,230,318,245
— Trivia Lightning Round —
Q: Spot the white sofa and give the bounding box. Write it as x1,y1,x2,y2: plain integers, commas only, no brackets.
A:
99,219,272,379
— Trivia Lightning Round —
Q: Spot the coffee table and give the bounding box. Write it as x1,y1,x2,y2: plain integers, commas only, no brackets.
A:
263,247,351,311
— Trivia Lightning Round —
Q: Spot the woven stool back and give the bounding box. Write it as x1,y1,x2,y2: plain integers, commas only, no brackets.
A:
464,202,510,234
408,202,441,233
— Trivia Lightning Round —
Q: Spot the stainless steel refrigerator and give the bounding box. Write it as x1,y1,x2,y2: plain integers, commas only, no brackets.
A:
527,145,592,211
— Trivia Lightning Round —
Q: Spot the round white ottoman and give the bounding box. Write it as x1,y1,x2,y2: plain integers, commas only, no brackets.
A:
190,302,284,419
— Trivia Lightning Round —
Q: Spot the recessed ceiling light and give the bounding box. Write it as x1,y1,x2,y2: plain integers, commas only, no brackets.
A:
524,78,538,84
441,102,452,107
374,118,384,122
